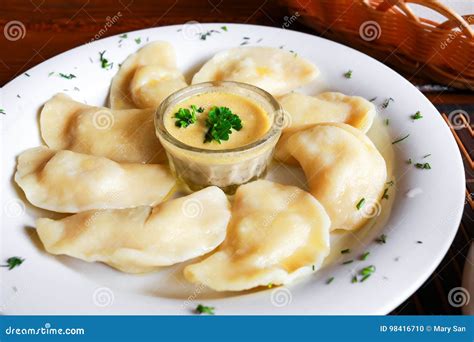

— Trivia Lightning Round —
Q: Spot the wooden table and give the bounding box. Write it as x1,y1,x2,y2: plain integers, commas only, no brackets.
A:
1,0,472,315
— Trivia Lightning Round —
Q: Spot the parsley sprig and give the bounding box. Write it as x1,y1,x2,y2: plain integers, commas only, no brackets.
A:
196,304,215,315
204,106,242,144
174,105,203,128
99,51,113,70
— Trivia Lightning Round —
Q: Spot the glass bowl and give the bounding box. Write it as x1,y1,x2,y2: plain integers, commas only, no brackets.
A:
155,81,283,194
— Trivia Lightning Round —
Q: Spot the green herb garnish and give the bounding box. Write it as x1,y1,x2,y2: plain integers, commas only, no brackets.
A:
326,277,335,284
99,51,113,70
343,260,354,265
411,111,423,120
423,154,431,158
174,105,202,128
356,198,365,210
196,304,215,315
0,109,5,115
417,241,423,244
392,134,409,144
135,37,141,44
351,276,358,283
376,234,387,244
406,158,412,164
344,70,353,78
381,97,394,109
204,106,242,144
385,118,389,126
48,71,54,77
341,248,351,254
360,265,376,276
415,162,431,169
360,252,370,260
369,97,377,102
381,188,389,200
1,257,24,270
24,72,30,77
119,33,128,39
59,73,76,79
199,30,220,40
221,26,228,32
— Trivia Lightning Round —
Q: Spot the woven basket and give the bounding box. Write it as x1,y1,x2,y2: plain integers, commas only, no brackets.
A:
283,0,474,90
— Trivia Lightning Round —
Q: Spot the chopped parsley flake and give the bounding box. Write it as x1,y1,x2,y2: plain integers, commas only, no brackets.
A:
1,257,24,270
0,109,5,115
341,248,351,254
99,51,113,70
369,97,377,102
360,252,370,260
351,276,358,283
326,277,335,284
221,26,228,31
376,234,387,244
392,134,409,144
119,33,128,39
204,106,242,144
381,188,389,200
135,37,141,44
58,73,76,79
344,70,353,78
196,304,215,315
415,162,431,169
381,97,394,109
24,72,30,77
356,198,365,210
385,118,389,125
423,154,431,158
199,30,220,40
48,71,54,77
411,111,423,120
343,260,354,265
406,158,412,164
417,240,423,244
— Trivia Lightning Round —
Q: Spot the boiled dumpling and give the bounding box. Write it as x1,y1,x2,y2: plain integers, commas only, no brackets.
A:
287,123,387,231
110,41,187,109
184,180,330,291
275,92,376,164
192,47,318,96
15,146,175,213
40,93,166,163
36,187,230,273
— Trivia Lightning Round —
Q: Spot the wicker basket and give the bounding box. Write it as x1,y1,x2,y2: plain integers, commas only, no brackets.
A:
283,0,474,90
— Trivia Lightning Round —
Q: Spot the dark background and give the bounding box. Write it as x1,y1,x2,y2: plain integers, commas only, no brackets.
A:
1,0,472,314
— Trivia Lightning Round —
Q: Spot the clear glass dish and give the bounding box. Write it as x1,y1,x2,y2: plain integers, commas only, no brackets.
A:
155,81,283,194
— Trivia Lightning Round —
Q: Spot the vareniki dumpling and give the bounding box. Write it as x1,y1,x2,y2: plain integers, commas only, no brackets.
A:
36,187,231,273
275,92,376,164
184,180,330,291
109,41,187,109
192,47,318,96
15,147,175,213
40,93,166,163
287,123,387,231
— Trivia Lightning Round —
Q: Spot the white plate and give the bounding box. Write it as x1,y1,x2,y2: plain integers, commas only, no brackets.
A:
0,23,465,315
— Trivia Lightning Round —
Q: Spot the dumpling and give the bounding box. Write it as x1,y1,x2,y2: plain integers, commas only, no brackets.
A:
109,41,187,109
40,93,166,163
275,92,376,164
184,180,330,291
286,123,387,231
15,146,175,213
36,187,230,273
192,47,318,96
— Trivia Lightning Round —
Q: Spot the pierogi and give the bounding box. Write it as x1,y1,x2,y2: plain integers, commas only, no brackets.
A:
40,93,166,163
109,41,187,109
36,187,230,273
15,147,175,213
287,123,387,231
184,180,331,291
275,92,376,164
192,47,318,96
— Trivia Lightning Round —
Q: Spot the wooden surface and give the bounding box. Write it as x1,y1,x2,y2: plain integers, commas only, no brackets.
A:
1,0,473,315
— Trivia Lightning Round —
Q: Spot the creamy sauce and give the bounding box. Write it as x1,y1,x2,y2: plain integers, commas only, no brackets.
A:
164,92,271,150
